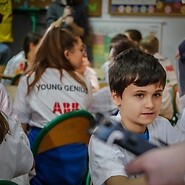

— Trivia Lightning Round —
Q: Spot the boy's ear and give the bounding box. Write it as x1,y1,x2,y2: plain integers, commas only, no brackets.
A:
111,91,121,107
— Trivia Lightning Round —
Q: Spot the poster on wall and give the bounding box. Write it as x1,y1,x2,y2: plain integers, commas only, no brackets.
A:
91,20,163,69
109,0,185,16
87,0,102,16
92,34,110,69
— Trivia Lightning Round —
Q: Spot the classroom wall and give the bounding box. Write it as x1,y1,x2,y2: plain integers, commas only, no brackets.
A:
89,0,185,68
10,0,185,69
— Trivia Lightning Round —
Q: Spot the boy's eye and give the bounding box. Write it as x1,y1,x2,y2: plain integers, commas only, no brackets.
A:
135,93,144,98
154,93,162,98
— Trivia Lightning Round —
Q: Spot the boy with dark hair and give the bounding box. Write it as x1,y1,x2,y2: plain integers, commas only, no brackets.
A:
89,48,185,185
125,29,142,46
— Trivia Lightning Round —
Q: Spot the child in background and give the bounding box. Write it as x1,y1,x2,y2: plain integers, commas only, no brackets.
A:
0,83,13,116
90,38,136,115
0,79,31,185
140,35,177,90
89,48,185,185
77,55,99,92
140,35,177,120
0,111,33,181
2,32,42,85
51,14,99,92
46,0,93,63
13,25,92,185
124,29,142,47
101,33,127,83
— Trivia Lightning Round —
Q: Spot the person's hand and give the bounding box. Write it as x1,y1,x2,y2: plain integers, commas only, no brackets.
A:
50,17,63,28
65,16,74,25
51,6,73,28
126,143,185,185
76,57,89,74
50,16,73,29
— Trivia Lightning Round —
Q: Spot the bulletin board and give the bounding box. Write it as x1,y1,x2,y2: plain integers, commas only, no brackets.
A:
109,0,185,16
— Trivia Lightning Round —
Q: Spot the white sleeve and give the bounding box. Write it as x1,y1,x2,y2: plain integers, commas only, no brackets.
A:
0,118,34,179
0,83,13,116
89,136,127,185
89,87,117,115
13,76,31,124
83,72,92,111
84,67,100,92
2,51,25,85
10,120,34,177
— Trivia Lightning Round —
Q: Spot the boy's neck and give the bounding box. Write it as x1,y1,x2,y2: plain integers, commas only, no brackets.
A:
121,121,147,134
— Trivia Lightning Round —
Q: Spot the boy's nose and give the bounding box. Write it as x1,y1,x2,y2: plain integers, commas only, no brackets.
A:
145,98,154,109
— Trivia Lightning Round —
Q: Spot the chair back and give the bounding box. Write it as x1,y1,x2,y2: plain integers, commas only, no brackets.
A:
31,110,95,185
85,171,93,185
32,109,95,155
10,73,22,85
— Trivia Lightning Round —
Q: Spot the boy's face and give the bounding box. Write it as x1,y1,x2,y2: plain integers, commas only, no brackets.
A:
111,83,163,133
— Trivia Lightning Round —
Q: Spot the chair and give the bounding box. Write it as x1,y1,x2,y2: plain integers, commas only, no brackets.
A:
0,180,18,185
10,73,22,85
31,110,95,185
85,171,93,185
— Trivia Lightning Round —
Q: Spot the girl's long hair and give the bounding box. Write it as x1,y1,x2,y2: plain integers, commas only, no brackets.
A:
25,26,87,94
